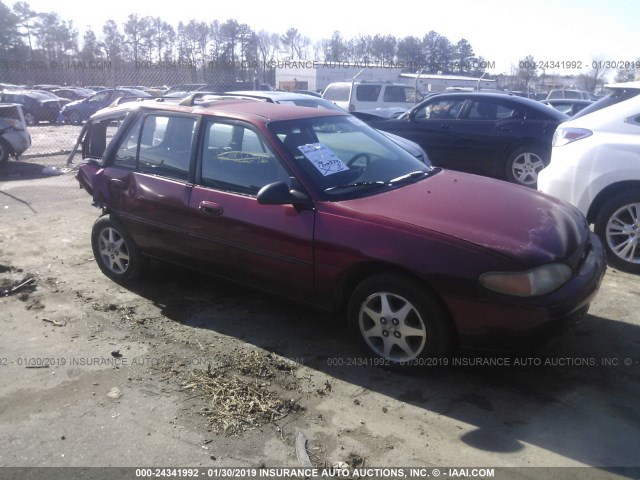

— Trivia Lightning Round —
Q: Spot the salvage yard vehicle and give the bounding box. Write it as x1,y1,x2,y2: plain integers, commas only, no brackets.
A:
322,80,423,113
538,88,640,274
365,92,568,187
60,88,151,124
0,103,31,165
0,89,68,125
70,95,606,365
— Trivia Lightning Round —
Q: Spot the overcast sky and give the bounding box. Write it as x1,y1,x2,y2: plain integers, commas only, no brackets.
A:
16,0,640,77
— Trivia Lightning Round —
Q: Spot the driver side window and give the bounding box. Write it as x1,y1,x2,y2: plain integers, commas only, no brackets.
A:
415,99,465,120
200,121,288,195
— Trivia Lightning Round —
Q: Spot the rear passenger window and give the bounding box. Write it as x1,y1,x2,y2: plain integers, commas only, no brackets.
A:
112,114,196,180
200,121,288,195
114,116,142,168
383,86,411,102
137,115,196,181
466,101,515,121
356,85,382,102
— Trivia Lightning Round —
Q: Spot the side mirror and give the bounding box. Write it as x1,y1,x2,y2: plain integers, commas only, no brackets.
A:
257,181,313,209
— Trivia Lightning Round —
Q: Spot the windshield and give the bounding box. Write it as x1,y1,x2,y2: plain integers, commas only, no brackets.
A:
269,115,436,199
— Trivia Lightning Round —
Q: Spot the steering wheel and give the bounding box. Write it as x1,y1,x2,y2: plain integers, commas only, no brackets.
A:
347,153,372,168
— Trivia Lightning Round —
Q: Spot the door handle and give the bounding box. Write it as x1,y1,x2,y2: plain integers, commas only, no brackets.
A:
199,201,223,216
440,124,450,129
109,178,127,190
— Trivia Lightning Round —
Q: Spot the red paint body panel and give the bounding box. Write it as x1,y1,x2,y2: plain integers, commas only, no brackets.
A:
74,99,606,351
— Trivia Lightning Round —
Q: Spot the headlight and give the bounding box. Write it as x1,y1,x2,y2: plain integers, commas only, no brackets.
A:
552,127,592,147
480,263,572,297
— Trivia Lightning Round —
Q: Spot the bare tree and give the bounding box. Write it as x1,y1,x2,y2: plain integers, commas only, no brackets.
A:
577,58,610,92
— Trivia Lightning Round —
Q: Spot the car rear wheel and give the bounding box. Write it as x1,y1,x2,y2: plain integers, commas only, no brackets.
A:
594,190,640,274
348,274,452,366
91,215,146,281
505,146,547,187
24,111,37,126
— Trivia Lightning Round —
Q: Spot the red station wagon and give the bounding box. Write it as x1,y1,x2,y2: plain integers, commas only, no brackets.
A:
72,95,606,365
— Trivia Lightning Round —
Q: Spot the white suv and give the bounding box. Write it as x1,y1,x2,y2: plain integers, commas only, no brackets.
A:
538,90,640,273
322,81,422,113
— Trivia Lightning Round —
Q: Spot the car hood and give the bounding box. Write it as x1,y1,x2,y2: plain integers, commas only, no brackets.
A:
336,170,589,266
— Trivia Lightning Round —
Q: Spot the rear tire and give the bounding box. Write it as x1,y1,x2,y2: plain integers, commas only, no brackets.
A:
505,145,548,187
594,190,640,274
24,111,37,126
0,140,9,166
347,273,453,366
91,215,146,281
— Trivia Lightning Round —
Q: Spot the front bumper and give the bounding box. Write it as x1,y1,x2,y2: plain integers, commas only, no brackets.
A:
450,232,607,351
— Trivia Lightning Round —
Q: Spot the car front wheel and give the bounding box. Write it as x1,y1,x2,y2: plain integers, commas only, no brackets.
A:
594,190,640,274
348,274,452,365
67,111,81,125
91,215,146,281
505,146,548,187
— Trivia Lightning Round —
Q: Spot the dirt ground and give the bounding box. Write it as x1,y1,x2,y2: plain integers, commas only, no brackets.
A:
1,133,640,477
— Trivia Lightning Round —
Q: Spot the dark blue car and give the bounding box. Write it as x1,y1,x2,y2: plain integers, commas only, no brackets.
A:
61,88,151,124
366,93,569,187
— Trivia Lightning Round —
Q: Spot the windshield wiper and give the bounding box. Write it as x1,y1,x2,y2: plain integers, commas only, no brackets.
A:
388,170,429,185
324,181,386,193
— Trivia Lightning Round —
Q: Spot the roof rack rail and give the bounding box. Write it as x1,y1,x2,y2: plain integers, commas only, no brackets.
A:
178,91,269,106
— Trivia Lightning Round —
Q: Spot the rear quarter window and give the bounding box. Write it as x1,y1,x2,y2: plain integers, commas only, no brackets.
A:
355,84,382,102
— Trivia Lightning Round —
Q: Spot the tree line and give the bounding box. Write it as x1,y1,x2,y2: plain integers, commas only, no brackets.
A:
1,1,633,90
0,0,491,87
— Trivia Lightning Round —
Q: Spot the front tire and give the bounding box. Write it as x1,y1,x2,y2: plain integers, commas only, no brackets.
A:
91,215,146,281
505,146,548,187
347,274,453,365
67,111,81,125
594,190,640,274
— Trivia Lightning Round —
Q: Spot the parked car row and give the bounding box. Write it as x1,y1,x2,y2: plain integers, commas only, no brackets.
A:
70,95,606,365
0,89,69,125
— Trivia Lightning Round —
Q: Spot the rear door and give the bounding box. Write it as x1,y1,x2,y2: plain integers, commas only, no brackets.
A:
451,98,521,177
188,119,315,301
100,112,198,263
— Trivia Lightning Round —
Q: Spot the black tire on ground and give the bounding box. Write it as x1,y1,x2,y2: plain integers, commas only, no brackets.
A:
347,273,453,366
91,215,146,281
67,111,81,125
0,140,9,166
594,190,640,274
504,145,548,187
24,111,37,126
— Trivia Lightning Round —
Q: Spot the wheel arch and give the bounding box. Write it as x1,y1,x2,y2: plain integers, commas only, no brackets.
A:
332,261,459,345
586,181,640,224
504,139,550,164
